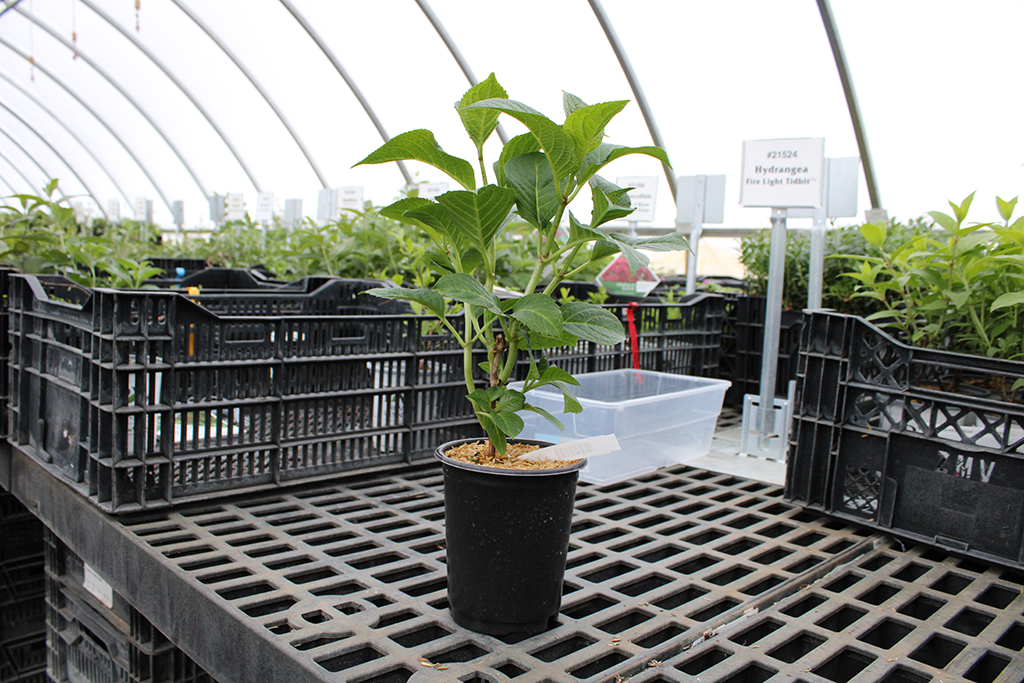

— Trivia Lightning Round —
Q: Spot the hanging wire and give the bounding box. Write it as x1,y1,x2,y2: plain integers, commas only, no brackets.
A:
71,0,77,59
134,0,140,31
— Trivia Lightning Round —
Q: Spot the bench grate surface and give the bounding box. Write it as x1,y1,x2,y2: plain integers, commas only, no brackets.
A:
114,461,877,683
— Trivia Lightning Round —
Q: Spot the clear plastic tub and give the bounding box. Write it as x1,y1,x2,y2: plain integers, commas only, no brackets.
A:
513,369,731,485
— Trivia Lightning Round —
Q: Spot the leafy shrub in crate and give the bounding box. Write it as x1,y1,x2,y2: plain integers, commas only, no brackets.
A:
786,310,1024,568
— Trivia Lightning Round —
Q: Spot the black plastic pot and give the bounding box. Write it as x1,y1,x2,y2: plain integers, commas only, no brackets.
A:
435,438,585,636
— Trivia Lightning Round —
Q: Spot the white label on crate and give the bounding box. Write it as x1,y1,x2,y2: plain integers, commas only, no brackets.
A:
520,434,621,462
83,563,115,609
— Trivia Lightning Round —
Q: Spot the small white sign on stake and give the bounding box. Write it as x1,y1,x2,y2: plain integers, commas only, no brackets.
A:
740,137,825,208
255,192,274,222
419,182,449,201
335,186,364,215
616,176,658,222
226,193,246,221
107,199,120,221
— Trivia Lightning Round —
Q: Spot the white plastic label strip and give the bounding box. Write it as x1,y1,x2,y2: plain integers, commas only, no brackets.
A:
83,563,115,609
520,434,620,462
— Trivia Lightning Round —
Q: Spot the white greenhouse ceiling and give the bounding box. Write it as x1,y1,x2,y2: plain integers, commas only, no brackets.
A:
0,0,1020,229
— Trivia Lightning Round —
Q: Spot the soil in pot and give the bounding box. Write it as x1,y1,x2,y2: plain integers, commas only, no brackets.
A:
443,440,582,470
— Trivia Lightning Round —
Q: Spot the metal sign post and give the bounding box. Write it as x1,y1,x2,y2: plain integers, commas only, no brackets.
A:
788,156,860,308
738,138,826,459
171,200,184,239
209,194,225,226
283,199,303,230
255,192,274,247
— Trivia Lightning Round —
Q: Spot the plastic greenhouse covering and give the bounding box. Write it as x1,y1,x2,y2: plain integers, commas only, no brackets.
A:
0,0,1020,230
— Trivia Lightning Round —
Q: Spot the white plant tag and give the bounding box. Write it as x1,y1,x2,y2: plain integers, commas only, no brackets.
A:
520,434,621,462
83,563,115,609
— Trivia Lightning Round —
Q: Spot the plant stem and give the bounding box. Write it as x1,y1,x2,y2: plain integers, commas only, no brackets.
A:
462,303,477,399
543,244,584,296
476,142,488,188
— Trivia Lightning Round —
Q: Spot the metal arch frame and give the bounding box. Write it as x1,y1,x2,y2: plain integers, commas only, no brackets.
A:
0,37,173,212
79,0,262,193
587,0,676,203
14,5,210,199
0,100,110,216
0,128,58,192
278,0,414,187
816,0,882,210
0,171,18,194
0,1,24,19
0,150,37,191
169,0,329,188
0,69,133,208
414,0,509,146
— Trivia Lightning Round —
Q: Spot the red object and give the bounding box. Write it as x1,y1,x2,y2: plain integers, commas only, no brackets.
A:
626,303,640,370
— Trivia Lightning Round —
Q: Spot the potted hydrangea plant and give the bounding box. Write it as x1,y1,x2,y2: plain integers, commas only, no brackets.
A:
355,74,688,635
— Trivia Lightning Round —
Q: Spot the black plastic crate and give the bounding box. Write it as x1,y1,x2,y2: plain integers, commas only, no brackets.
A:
183,276,410,315
0,631,47,683
0,489,46,678
720,295,805,407
0,553,46,607
150,266,276,290
8,273,478,512
46,568,216,683
1,489,45,565
1,593,46,643
515,292,725,381
8,275,721,512
43,530,185,661
785,310,1024,569
143,258,210,280
0,266,18,438
1,491,45,610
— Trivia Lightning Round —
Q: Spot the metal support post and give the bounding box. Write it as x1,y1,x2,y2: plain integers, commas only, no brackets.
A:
808,221,826,309
758,208,788,444
807,159,830,309
685,224,702,295
685,175,706,296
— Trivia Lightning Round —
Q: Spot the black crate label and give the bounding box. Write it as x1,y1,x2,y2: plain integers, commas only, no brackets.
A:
887,433,1024,561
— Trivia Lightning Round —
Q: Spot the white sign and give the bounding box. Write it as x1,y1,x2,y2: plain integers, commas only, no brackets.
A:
616,176,658,222
83,563,114,609
226,193,246,221
740,137,825,208
107,199,120,221
133,196,148,221
335,186,364,214
283,198,303,227
676,175,726,225
255,192,274,222
171,200,184,225
419,182,449,201
317,188,336,222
